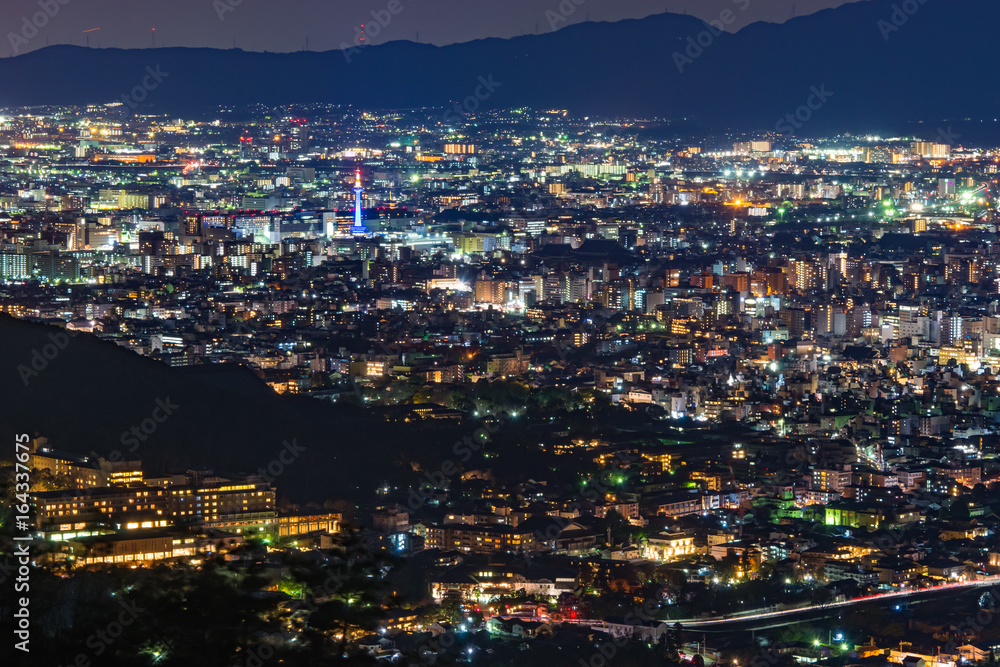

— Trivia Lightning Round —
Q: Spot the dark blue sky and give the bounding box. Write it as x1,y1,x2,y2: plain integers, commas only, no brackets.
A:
3,0,860,57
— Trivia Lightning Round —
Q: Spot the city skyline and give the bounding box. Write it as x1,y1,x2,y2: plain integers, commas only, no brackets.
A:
5,101,1000,665
6,1,1000,665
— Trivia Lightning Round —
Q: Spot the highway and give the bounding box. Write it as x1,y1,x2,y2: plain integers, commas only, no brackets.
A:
670,578,1000,631
499,578,1000,634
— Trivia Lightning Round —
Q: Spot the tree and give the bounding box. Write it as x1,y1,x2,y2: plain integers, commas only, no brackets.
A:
713,553,742,582
882,622,906,641
602,509,632,546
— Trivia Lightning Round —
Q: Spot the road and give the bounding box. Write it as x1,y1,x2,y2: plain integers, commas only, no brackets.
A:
671,578,1000,631
497,578,1000,634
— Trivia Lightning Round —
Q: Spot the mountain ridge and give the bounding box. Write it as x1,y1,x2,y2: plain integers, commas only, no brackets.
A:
0,0,996,138
0,314,415,504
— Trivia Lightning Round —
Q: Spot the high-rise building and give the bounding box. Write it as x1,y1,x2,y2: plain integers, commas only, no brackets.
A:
33,251,81,282
0,252,29,279
721,272,750,293
941,314,964,347
733,141,771,154
790,258,826,292
169,480,276,535
939,178,957,198
813,305,847,337
289,118,310,152
752,266,787,296
912,142,951,158
780,308,811,339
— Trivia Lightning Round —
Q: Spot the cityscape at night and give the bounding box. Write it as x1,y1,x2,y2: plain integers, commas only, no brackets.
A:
3,1,1000,666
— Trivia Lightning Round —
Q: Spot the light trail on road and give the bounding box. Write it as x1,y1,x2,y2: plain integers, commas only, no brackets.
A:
673,577,1000,628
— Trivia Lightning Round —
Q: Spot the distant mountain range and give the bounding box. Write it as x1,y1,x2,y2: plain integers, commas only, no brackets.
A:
0,0,997,139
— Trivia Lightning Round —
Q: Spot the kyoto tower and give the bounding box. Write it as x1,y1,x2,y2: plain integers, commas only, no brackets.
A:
351,168,367,235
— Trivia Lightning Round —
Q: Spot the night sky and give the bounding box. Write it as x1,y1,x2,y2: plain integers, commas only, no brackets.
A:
2,0,860,57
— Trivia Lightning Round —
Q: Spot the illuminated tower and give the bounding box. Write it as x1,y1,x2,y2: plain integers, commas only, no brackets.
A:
351,169,367,235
